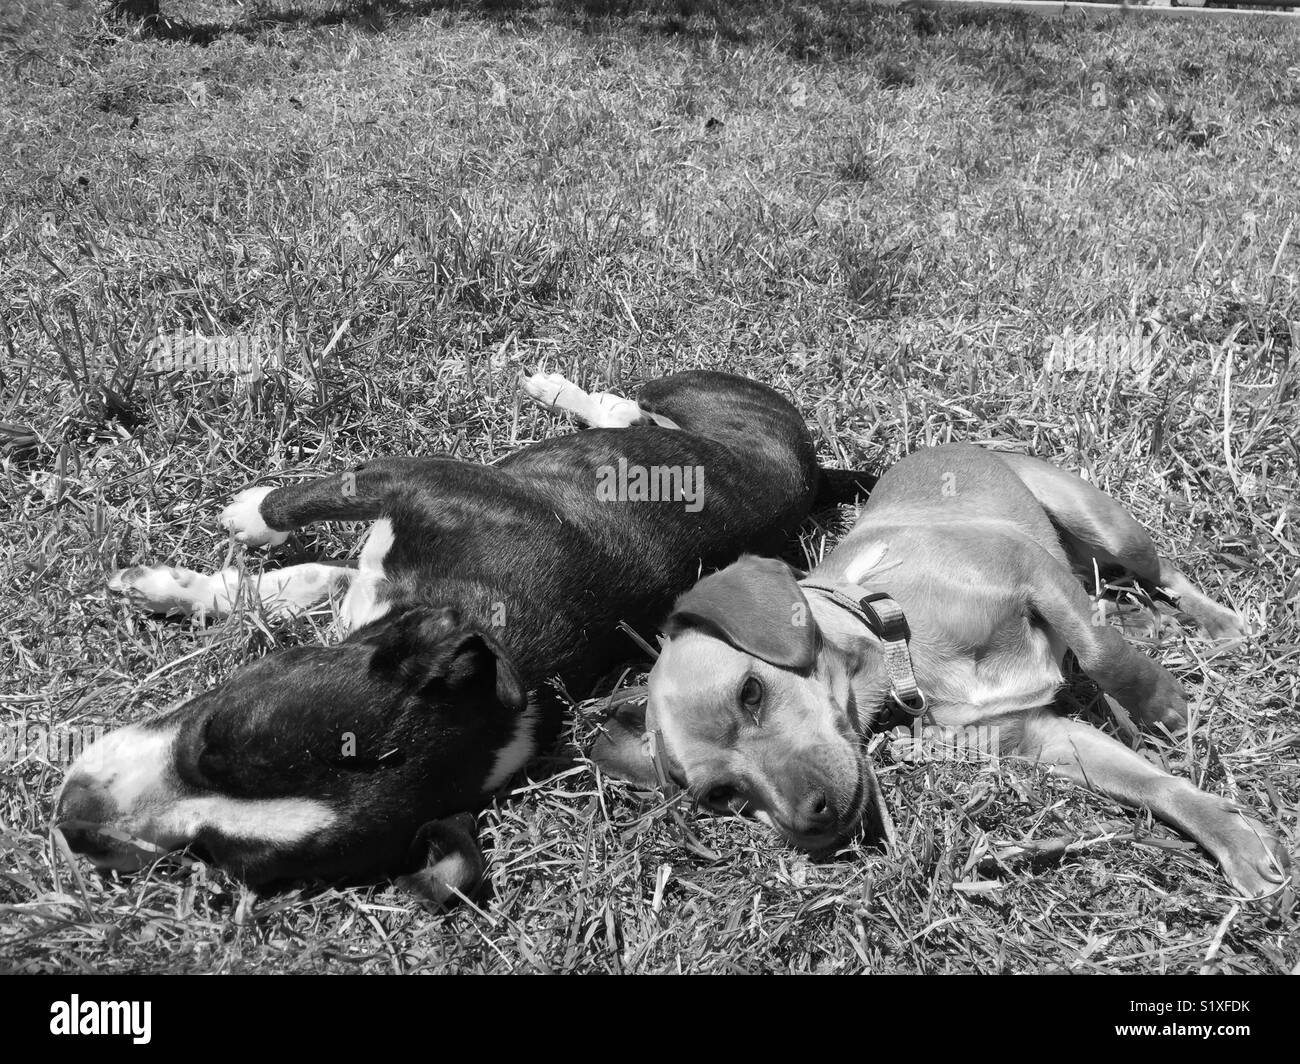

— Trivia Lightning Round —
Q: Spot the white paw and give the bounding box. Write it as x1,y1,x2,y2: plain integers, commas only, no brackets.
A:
518,370,578,410
220,486,289,547
588,392,642,428
108,565,224,617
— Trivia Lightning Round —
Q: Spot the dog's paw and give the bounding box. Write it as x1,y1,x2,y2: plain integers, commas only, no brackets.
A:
394,814,484,911
587,391,643,428
220,486,289,547
1122,670,1188,734
1210,806,1291,902
108,565,225,617
1193,604,1251,643
518,369,577,410
1166,585,1252,642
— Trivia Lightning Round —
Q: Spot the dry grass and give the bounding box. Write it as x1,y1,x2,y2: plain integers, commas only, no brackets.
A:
1,0,1297,973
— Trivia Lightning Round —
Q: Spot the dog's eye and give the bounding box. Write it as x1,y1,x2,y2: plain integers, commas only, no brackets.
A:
739,675,763,712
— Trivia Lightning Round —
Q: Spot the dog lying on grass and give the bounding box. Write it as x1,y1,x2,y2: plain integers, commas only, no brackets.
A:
596,443,1290,902
54,370,873,904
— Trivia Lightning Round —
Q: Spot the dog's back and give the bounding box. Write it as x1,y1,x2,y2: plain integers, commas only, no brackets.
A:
504,369,821,545
391,372,831,692
822,444,1068,596
856,445,1056,539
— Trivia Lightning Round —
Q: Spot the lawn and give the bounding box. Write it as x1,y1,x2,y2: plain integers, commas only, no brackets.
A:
0,0,1297,973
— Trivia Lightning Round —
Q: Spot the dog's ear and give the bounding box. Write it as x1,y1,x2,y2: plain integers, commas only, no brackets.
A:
370,610,528,713
435,627,528,713
665,555,816,670
589,687,683,791
365,607,460,667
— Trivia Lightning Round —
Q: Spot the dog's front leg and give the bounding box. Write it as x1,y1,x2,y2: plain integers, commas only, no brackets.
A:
108,563,352,622
1018,710,1289,901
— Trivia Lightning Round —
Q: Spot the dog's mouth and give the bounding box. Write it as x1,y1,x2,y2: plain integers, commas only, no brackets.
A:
54,820,175,871
780,825,856,853
741,770,868,853
765,813,861,854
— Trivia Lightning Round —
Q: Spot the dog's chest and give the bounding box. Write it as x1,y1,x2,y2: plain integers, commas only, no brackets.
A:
828,535,1069,723
915,621,1068,726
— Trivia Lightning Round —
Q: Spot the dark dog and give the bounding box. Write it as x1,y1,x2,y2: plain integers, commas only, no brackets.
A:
55,371,873,902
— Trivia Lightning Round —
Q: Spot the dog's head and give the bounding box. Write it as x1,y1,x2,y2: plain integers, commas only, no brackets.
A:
54,606,528,890
593,556,891,852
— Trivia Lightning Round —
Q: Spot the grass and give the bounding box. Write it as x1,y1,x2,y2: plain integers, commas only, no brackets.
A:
1,0,1298,973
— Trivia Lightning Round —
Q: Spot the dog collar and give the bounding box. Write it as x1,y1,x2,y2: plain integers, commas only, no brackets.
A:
800,583,927,717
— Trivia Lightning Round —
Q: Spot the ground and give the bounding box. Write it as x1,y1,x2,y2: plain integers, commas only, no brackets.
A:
0,0,1297,974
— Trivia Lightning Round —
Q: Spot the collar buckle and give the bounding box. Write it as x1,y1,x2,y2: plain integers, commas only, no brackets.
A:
859,591,911,644
803,582,927,719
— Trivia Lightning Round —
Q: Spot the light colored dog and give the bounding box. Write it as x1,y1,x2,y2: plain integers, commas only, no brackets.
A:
595,443,1290,900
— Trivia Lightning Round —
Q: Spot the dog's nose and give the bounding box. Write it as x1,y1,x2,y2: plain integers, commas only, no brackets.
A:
790,788,837,837
55,778,113,852
57,820,107,855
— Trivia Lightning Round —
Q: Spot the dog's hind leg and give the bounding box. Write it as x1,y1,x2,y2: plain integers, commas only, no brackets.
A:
1028,553,1191,731
518,370,675,429
221,458,434,547
108,562,352,621
996,453,1247,639
1018,709,1289,901
107,461,419,624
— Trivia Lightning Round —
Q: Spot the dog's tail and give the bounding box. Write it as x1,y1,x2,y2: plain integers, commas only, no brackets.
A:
814,467,878,508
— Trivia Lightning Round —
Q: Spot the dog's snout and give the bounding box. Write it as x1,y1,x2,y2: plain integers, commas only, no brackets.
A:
55,778,114,853
701,778,743,811
790,788,836,837
57,821,105,855
57,778,108,826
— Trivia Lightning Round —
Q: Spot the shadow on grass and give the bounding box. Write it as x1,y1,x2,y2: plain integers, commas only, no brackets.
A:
103,0,1026,52
106,0,444,45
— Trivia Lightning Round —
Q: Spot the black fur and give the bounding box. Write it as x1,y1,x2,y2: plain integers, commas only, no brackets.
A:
70,372,875,889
